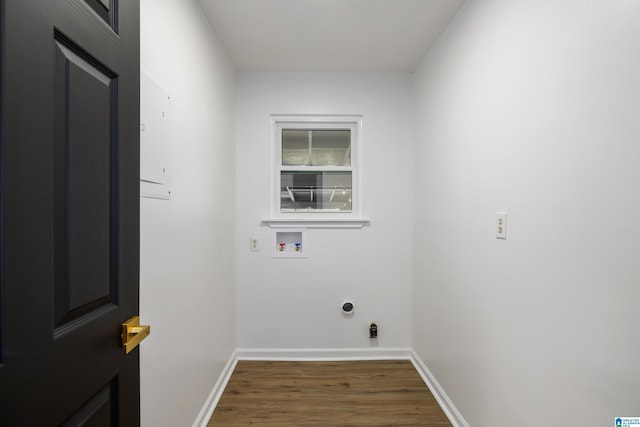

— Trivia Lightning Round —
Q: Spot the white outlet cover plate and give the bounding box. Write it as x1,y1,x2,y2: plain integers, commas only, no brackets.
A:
496,212,507,239
250,236,260,251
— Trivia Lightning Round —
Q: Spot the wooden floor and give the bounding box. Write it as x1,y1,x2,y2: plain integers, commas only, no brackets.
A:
207,360,452,427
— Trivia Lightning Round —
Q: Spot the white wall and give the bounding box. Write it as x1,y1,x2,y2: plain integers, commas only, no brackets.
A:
236,72,415,350
413,1,640,425
139,1,236,426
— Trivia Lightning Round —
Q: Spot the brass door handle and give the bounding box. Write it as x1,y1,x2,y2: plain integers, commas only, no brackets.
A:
122,316,151,354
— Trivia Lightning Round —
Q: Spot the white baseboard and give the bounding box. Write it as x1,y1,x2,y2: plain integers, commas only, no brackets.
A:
409,350,470,427
236,347,413,361
191,350,239,427
192,347,468,427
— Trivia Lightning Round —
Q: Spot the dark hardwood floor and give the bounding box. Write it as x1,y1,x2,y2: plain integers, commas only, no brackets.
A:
207,360,452,426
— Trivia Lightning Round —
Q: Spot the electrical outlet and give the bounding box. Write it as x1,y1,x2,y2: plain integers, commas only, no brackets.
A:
496,212,507,239
369,322,378,339
250,236,260,251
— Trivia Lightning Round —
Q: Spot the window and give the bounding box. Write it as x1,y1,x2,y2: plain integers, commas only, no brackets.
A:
281,129,352,211
270,115,363,222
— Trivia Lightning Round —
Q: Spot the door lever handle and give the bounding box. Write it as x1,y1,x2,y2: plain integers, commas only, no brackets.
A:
121,316,151,354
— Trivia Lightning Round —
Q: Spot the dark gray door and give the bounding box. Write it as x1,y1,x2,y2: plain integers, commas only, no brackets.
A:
0,0,141,425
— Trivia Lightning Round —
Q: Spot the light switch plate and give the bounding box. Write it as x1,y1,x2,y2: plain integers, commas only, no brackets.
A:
496,212,507,239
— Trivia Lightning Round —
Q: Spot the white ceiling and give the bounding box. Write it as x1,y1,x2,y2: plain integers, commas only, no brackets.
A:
198,0,466,72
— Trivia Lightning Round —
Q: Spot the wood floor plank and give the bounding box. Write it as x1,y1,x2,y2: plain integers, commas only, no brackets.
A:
207,360,452,427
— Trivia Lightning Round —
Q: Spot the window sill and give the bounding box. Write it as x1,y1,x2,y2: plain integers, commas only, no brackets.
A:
261,218,370,229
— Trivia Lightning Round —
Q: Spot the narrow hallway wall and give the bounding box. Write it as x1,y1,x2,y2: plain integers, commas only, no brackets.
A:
413,1,640,425
140,1,236,426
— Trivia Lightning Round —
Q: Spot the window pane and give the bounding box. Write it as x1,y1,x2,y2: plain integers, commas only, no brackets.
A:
281,171,352,211
310,130,351,166
282,130,309,166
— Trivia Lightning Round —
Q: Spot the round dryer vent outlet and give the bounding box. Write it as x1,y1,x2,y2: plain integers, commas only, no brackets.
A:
341,301,355,315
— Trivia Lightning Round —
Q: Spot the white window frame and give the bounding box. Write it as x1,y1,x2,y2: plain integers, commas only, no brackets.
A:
264,115,368,228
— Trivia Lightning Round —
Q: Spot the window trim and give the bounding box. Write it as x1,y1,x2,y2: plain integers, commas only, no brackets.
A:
266,115,368,228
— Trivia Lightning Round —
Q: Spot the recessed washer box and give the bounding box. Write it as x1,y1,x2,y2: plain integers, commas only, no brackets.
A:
272,228,306,258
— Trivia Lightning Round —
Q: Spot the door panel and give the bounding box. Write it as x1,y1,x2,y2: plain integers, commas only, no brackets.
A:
62,378,117,427
0,0,140,425
84,0,117,31
53,35,117,329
